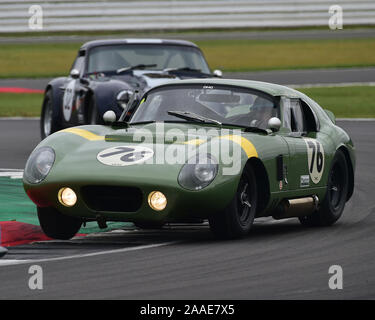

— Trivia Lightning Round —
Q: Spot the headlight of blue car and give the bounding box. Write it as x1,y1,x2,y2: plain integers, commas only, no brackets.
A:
117,90,133,109
178,154,218,191
24,146,55,184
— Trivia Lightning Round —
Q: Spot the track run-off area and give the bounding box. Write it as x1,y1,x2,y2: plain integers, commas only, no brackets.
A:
1,61,375,299
0,118,374,299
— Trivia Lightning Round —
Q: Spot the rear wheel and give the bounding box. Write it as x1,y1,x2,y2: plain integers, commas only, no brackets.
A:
37,207,82,240
209,165,257,239
40,89,60,139
299,150,349,227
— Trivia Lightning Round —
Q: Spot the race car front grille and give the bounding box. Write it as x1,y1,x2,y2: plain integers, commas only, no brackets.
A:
81,186,143,213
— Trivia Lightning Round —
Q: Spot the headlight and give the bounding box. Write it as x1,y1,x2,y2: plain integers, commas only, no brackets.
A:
148,191,167,211
178,154,218,191
24,146,55,184
58,187,77,207
116,90,133,109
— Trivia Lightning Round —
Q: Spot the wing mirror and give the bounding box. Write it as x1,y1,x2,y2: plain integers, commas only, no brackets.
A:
70,69,80,79
103,110,117,124
267,117,281,132
213,69,223,78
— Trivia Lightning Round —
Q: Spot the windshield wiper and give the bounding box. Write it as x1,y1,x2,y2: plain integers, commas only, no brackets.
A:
129,120,157,126
221,123,268,134
163,67,202,73
117,64,157,74
167,111,221,125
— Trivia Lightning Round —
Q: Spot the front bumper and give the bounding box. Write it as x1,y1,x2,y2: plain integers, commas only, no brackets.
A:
24,171,238,224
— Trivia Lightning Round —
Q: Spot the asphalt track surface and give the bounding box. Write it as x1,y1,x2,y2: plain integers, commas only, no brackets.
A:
0,119,374,299
1,27,374,300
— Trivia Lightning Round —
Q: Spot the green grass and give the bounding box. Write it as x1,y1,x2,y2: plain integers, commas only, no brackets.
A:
0,86,374,118
298,86,375,118
0,43,81,78
0,38,374,78
199,38,375,72
0,93,43,116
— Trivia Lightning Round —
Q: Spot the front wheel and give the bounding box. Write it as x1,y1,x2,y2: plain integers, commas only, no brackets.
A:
299,150,349,227
209,165,257,239
37,207,82,240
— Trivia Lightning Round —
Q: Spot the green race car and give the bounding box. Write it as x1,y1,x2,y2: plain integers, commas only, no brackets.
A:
23,79,355,240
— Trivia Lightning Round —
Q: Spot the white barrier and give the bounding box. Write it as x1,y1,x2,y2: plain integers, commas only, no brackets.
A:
0,0,374,33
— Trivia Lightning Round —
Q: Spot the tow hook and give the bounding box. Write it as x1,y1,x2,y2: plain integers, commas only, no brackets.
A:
96,215,108,229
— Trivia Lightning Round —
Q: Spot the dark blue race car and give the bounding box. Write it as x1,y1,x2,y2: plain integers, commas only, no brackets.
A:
40,38,222,139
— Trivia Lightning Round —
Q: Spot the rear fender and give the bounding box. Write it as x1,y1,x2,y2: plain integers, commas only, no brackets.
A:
45,77,67,125
336,144,355,201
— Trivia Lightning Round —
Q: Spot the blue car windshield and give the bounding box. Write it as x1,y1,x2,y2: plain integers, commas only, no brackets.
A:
86,44,210,74
130,85,278,130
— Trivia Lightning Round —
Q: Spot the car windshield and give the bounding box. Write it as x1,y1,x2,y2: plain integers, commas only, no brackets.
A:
86,44,211,74
130,84,279,130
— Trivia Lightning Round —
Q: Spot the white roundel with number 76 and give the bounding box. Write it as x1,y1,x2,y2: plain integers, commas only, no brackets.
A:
304,138,325,184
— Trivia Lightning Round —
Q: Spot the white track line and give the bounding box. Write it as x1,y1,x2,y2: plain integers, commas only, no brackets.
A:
290,82,375,88
0,241,178,267
0,117,40,120
0,169,24,179
0,172,23,179
336,118,375,121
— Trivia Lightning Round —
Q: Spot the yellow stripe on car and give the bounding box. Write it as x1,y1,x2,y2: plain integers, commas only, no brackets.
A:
217,135,258,158
60,128,105,141
59,129,257,159
183,138,206,146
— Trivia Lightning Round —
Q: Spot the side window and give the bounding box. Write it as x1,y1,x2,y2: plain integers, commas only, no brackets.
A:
283,97,318,133
300,100,319,132
282,98,306,132
290,99,306,132
282,97,292,130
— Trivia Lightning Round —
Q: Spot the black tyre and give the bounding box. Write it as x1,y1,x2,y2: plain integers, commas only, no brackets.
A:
40,89,60,139
299,150,349,227
37,207,82,240
87,96,103,125
209,165,257,239
134,221,165,230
